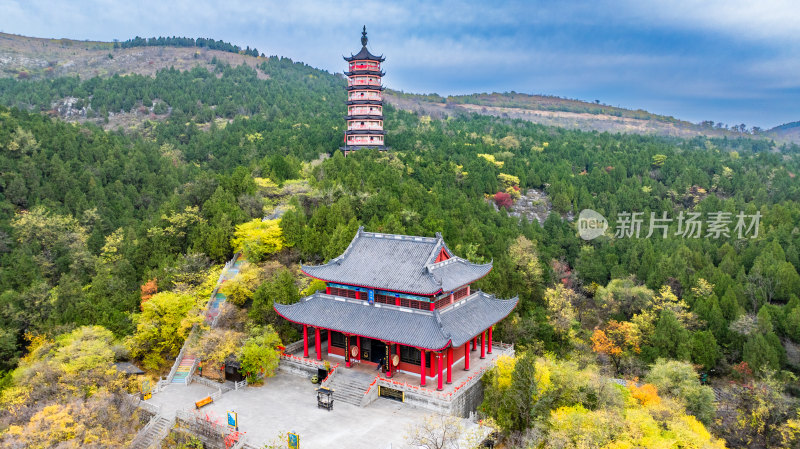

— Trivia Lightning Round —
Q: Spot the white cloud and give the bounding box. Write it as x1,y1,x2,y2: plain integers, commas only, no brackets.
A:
620,0,800,45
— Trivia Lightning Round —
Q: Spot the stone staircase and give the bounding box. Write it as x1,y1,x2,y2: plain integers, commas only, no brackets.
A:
327,371,376,406
204,292,226,324
171,356,196,384
130,415,174,449
164,254,243,386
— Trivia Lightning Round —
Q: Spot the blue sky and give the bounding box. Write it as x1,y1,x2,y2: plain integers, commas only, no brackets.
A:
1,0,799,128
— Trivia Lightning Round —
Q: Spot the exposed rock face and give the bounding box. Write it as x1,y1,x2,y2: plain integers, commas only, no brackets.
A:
509,189,553,224
52,97,86,118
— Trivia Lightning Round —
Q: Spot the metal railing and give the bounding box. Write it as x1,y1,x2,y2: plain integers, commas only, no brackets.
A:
234,379,248,390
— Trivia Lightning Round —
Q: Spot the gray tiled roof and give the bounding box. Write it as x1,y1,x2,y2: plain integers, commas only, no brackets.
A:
301,227,492,295
344,46,385,62
438,292,518,347
274,291,518,351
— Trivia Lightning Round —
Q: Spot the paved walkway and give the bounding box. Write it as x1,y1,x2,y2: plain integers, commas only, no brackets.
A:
145,372,483,448
146,382,219,417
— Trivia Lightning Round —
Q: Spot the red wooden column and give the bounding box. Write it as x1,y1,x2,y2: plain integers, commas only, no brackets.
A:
488,326,493,354
325,285,331,294
436,352,443,391
429,301,435,311
446,347,453,384
325,330,330,356
429,350,435,377
303,325,309,358
480,331,486,359
420,350,426,387
315,327,322,361
464,342,470,371
471,337,477,351
356,336,361,361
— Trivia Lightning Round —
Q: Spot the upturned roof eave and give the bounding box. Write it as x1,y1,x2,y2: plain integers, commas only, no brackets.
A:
273,292,517,351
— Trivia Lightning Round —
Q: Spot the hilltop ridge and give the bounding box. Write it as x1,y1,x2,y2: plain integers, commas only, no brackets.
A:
1,32,797,143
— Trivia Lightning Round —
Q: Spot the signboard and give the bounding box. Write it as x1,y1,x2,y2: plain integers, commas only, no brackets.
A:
378,386,404,402
140,379,152,401
226,410,238,431
368,289,375,304
288,432,300,449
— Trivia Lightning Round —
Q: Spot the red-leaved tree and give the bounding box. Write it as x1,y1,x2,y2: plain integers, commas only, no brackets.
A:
494,191,513,209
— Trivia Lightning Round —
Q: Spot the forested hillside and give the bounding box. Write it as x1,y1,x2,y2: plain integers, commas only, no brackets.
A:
0,51,799,447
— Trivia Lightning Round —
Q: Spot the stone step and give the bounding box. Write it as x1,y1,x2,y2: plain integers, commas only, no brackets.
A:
130,416,173,449
327,374,376,407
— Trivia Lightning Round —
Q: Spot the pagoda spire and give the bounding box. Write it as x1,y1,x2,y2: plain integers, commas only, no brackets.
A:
361,25,368,47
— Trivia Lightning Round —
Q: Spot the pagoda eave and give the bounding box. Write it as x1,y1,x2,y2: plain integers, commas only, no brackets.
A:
347,85,385,91
344,70,386,77
346,100,384,106
344,54,385,63
345,115,384,120
345,130,385,135
341,145,387,152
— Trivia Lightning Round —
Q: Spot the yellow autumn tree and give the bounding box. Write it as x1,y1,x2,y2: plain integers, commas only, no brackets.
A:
127,291,203,370
628,382,661,407
0,327,142,448
591,320,641,373
543,285,578,339
231,218,284,262
192,328,246,380
218,262,264,306
498,173,520,190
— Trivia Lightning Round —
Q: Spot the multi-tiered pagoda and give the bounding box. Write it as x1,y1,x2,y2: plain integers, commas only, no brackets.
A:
342,26,386,155
275,228,518,391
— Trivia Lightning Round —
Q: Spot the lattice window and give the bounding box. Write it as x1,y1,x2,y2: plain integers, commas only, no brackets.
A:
434,296,450,309
329,287,358,299
400,345,422,365
330,331,346,349
375,294,393,305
